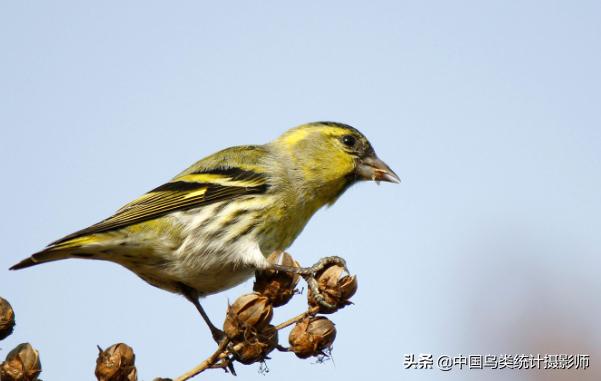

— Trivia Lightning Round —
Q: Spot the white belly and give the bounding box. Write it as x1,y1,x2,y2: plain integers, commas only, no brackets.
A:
161,202,271,295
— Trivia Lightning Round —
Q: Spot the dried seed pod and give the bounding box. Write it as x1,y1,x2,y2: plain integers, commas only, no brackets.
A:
95,343,137,381
0,343,42,381
223,293,273,340
289,317,337,359
254,252,300,307
308,264,358,313
231,325,278,365
0,297,15,340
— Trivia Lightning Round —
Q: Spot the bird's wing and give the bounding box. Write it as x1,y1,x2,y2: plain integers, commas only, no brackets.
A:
51,145,271,245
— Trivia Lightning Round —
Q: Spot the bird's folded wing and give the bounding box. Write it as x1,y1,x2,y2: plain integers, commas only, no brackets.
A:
50,166,269,245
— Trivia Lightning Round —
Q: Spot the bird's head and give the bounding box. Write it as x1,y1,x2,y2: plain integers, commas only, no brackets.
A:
272,122,399,204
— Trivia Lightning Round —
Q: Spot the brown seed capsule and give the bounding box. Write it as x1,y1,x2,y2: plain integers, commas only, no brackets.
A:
223,293,273,340
95,343,137,381
0,343,42,381
254,252,300,307
288,317,337,359
307,264,358,313
231,324,278,365
0,297,15,341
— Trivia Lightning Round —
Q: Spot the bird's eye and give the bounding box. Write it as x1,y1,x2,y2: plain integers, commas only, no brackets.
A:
341,135,356,148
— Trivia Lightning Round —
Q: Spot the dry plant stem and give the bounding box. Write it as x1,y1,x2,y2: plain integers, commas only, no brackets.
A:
275,307,319,330
174,339,230,381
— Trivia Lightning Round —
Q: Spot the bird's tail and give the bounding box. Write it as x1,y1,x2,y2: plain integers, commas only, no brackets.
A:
9,234,104,270
10,247,74,270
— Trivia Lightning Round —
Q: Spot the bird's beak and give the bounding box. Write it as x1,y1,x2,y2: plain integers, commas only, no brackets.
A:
356,156,400,184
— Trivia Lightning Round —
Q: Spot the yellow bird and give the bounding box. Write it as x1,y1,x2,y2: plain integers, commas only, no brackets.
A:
11,122,399,340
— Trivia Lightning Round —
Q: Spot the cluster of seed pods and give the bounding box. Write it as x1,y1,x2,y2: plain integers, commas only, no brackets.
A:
0,252,357,380
222,251,358,364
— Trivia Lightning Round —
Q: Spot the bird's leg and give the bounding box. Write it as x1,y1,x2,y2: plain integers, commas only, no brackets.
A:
180,286,225,343
271,255,348,310
191,298,225,343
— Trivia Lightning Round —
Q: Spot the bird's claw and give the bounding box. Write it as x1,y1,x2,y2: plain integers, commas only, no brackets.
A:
304,276,336,309
271,255,347,310
306,256,348,276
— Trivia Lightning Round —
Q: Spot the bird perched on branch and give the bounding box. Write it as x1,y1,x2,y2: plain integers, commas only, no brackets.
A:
11,122,399,341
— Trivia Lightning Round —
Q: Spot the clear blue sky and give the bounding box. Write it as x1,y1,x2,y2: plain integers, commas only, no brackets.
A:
1,1,600,380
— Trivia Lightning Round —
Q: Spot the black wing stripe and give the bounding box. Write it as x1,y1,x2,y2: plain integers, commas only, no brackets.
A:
151,181,207,192
191,167,266,182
